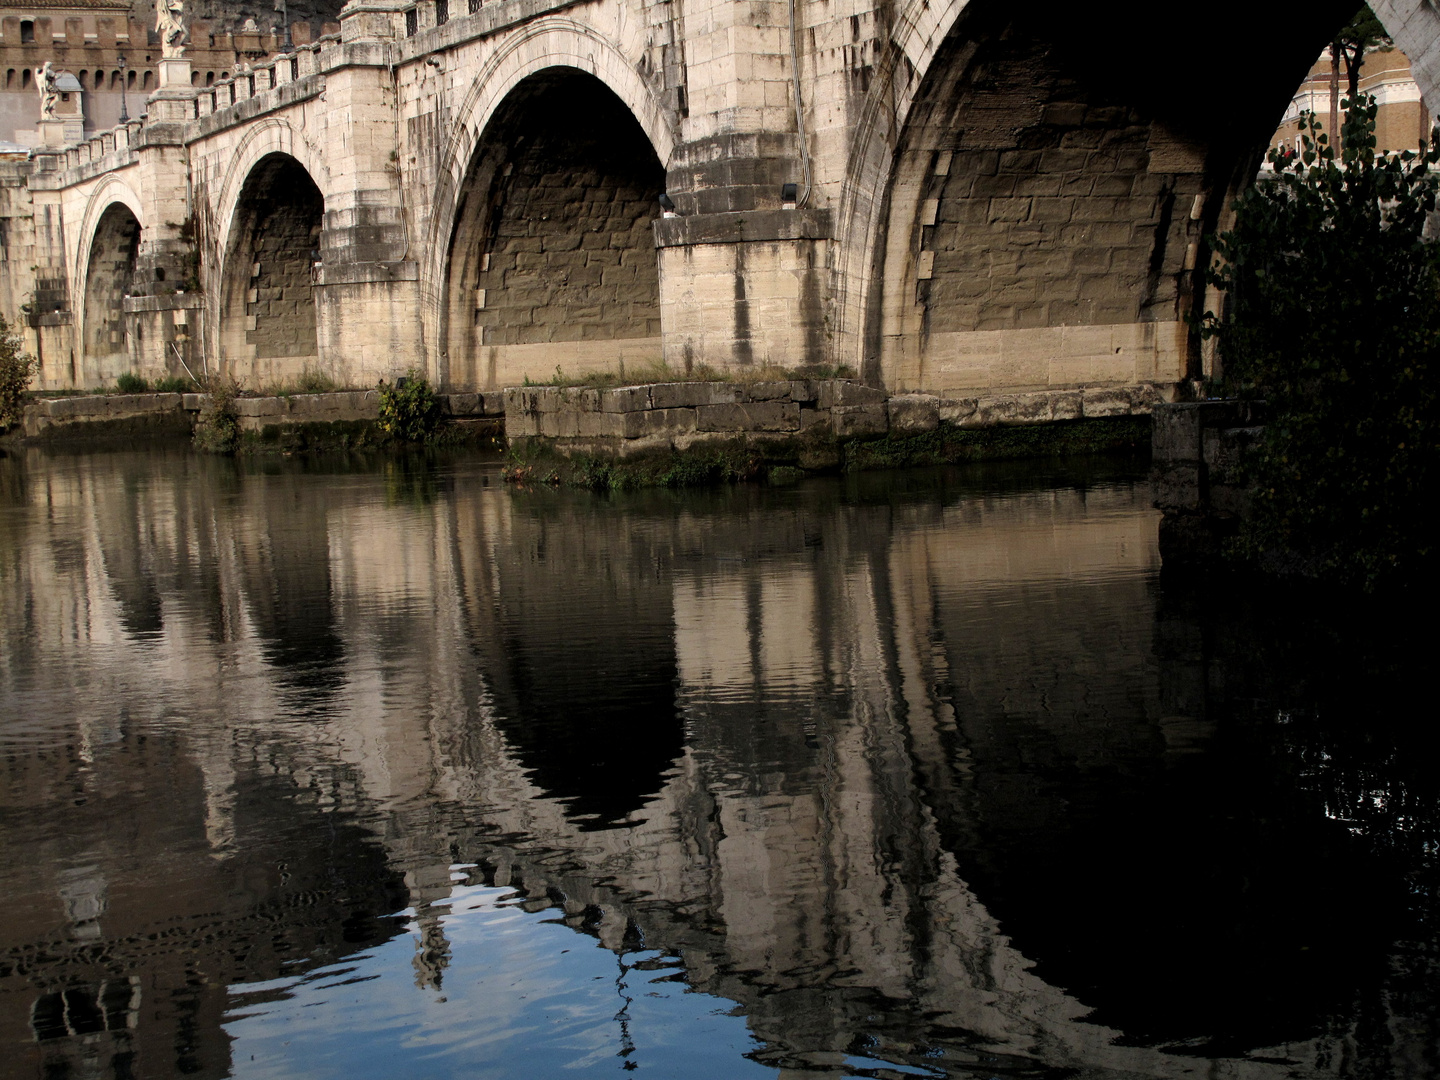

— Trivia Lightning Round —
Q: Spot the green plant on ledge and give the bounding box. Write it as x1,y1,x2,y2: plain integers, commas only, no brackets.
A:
0,313,37,433
115,372,148,394
378,369,440,442
193,379,240,453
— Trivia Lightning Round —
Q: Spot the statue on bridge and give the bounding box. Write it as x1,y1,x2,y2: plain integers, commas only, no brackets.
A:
35,62,59,120
157,0,187,58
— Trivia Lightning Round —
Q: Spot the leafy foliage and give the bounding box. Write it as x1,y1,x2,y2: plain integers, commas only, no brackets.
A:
1333,5,1388,102
0,313,36,432
1201,97,1440,586
115,372,149,394
193,379,240,453
377,370,441,442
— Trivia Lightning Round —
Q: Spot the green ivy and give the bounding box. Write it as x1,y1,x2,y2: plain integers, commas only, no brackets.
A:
377,370,440,443
1201,96,1440,588
0,313,36,432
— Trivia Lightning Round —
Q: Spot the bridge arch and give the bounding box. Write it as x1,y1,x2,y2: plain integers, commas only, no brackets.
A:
835,0,1440,390
74,178,146,386
425,19,675,387
217,151,325,385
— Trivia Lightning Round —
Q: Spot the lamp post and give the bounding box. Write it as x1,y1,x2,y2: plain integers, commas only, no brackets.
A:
116,53,128,123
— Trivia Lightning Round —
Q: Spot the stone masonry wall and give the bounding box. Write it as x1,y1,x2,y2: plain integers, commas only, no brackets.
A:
244,163,322,360
82,203,140,373
473,73,663,349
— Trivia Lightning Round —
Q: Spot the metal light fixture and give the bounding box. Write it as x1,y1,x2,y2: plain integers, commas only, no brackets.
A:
117,53,128,123
658,192,677,218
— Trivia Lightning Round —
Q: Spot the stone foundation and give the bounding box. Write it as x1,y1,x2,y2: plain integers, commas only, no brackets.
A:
1152,400,1266,566
505,379,1166,458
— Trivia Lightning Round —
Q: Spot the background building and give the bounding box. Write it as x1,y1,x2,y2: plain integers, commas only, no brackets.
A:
1273,41,1431,153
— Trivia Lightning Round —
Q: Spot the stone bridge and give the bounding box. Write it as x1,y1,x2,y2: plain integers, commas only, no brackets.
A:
2,0,1438,395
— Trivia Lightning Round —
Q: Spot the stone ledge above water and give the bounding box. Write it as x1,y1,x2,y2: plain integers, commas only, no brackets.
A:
504,380,1165,458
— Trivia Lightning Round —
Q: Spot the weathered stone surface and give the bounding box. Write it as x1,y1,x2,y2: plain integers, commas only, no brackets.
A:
481,392,508,417
1079,387,1134,417
888,394,940,433
817,381,887,409
600,386,653,413
696,401,800,432
738,380,795,402
1049,391,1083,422
833,403,888,437
621,407,698,438
938,398,979,423
648,382,741,409
445,392,481,416
1151,402,1203,463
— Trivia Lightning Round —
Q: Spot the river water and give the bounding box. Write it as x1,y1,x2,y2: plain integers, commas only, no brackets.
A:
0,446,1434,1080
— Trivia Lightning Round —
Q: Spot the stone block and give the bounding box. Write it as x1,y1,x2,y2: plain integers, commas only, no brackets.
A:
817,380,887,408
600,386,652,413
1151,403,1203,462
798,406,832,432
1153,463,1203,511
833,403,889,437
481,392,507,416
938,398,979,423
577,411,626,437
182,393,208,411
697,401,800,432
236,397,284,417
973,394,1053,426
620,407,698,438
648,381,740,409
888,394,940,433
1049,391,1083,421
445,393,480,416
738,380,794,402
1080,387,1134,417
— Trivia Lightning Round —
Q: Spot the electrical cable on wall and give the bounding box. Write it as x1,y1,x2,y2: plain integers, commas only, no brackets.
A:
788,0,812,208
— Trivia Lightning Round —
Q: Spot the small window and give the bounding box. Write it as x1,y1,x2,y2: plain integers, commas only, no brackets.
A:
205,71,214,85
469,0,480,13
21,68,32,89
127,69,135,88
190,70,198,85
5,70,14,90
141,71,152,89
20,20,34,44
111,70,121,89
95,69,104,85
77,71,88,89
436,0,448,24
405,8,417,36
60,91,69,101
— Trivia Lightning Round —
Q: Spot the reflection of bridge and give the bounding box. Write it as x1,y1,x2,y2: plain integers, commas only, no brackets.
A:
3,1,1436,395
0,451,1408,1078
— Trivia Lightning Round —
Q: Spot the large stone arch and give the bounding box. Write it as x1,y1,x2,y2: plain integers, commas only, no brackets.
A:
833,0,1440,389
73,176,146,385
423,19,675,386
216,152,326,385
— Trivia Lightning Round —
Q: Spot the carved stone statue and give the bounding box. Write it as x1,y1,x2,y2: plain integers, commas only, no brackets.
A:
36,61,59,120
156,0,186,58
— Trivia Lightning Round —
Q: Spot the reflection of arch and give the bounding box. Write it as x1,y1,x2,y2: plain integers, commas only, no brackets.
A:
218,152,324,378
424,19,674,381
435,59,667,389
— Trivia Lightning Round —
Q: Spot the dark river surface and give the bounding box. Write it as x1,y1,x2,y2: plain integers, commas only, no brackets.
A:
0,446,1435,1080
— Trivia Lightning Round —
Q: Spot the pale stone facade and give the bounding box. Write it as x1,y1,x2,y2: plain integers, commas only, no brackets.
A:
1,0,1440,396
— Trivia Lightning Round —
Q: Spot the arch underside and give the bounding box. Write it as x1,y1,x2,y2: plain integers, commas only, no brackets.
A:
81,202,141,386
851,0,1377,394
442,67,665,390
219,153,325,386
